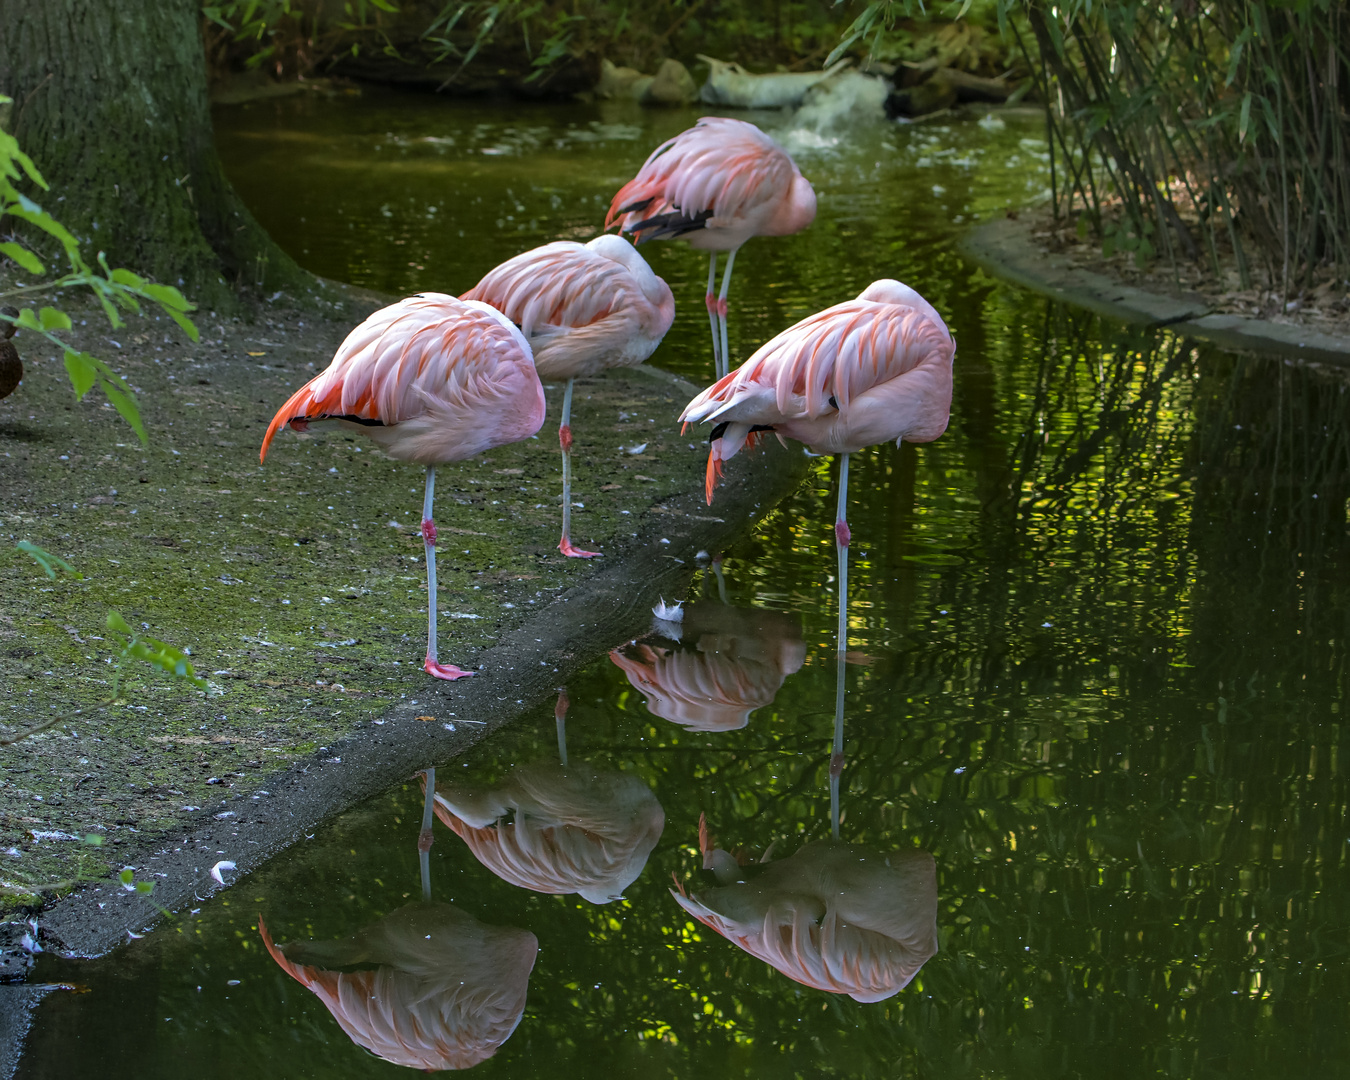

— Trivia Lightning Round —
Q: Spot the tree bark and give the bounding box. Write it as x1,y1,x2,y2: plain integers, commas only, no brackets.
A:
0,0,313,309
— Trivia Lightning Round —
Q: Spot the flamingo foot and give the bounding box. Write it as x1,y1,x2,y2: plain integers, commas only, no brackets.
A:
835,520,851,547
424,655,475,680
559,536,601,558
417,827,434,853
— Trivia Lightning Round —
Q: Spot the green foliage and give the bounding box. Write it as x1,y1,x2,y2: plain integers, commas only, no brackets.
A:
16,539,82,580
0,95,200,446
104,611,209,699
1005,0,1350,295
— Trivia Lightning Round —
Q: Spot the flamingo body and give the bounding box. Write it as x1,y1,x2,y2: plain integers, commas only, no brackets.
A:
260,293,543,466
680,279,955,501
461,234,675,381
605,117,815,251
672,828,938,1003
430,763,665,904
260,905,537,1070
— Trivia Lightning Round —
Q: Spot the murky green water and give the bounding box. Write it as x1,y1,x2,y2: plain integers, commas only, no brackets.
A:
19,90,1350,1078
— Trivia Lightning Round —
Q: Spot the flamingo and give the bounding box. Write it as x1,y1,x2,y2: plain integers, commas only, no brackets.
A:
670,815,939,1002
605,116,816,380
609,602,806,731
259,903,537,1069
260,293,545,681
425,691,665,903
462,235,675,557
679,279,954,759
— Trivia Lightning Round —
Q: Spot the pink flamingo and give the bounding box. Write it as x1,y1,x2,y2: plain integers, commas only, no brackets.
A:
259,906,537,1070
671,815,938,1002
679,279,953,760
462,235,674,557
605,116,816,380
425,692,665,903
260,293,545,681
609,603,806,731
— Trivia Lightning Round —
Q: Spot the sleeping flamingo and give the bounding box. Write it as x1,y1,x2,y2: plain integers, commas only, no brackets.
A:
609,602,806,731
425,691,664,903
679,279,954,737
671,814,938,1002
606,116,816,379
259,903,536,1069
260,293,545,680
462,235,675,557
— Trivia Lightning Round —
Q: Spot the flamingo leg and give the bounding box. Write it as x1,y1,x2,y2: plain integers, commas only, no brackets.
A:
716,247,740,380
704,252,722,379
555,689,569,768
422,465,474,680
831,452,850,840
558,378,600,558
419,765,436,900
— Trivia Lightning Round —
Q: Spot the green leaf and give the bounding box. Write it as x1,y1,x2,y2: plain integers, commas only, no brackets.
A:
63,350,99,399
1238,91,1252,144
82,834,104,847
119,868,134,887
15,308,42,332
100,377,148,446
0,241,44,275
39,306,72,332
16,540,82,580
106,611,132,634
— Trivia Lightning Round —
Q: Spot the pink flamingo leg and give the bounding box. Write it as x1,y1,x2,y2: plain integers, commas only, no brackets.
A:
831,452,850,839
715,247,739,380
704,252,722,379
419,766,436,899
421,465,475,680
555,689,570,767
558,378,600,558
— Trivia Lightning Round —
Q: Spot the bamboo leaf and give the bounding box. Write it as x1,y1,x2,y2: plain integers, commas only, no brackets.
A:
16,540,82,580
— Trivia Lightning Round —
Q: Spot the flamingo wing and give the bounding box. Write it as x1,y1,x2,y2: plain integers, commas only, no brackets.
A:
462,243,626,336
260,294,541,464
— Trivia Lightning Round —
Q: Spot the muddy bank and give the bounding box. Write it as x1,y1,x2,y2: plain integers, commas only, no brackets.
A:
0,272,807,945
962,215,1350,367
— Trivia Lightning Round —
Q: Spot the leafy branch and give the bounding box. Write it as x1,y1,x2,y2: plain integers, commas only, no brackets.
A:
0,94,199,446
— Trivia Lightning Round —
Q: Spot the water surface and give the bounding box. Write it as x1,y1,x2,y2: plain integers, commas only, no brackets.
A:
19,89,1350,1079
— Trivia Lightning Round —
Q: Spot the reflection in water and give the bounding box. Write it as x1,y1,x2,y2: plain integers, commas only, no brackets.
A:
429,694,664,902
610,601,806,730
672,815,938,1003
259,903,537,1071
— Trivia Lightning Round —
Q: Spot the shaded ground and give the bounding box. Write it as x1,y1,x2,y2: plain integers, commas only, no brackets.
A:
0,272,773,910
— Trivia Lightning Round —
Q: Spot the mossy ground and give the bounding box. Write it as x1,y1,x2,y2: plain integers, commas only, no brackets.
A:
0,274,713,908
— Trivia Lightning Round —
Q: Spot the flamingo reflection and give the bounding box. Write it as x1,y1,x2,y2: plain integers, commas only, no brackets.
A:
671,814,937,1002
259,902,536,1070
427,692,664,903
609,602,806,731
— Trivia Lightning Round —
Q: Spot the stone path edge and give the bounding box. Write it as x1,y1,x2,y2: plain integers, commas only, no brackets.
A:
30,363,809,958
961,217,1350,367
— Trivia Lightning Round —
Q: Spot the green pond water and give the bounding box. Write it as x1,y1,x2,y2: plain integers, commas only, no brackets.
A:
19,90,1350,1078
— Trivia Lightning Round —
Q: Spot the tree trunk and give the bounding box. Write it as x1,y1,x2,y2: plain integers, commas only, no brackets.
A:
0,0,313,309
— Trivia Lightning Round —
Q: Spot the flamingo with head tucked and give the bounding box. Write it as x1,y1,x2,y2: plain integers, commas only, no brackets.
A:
462,235,675,557
260,293,545,681
679,279,954,747
606,116,816,380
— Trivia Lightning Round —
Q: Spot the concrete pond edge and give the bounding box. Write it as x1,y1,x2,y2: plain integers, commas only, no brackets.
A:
13,363,809,961
961,217,1350,368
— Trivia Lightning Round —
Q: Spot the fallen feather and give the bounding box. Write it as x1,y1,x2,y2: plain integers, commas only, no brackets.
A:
209,860,236,885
